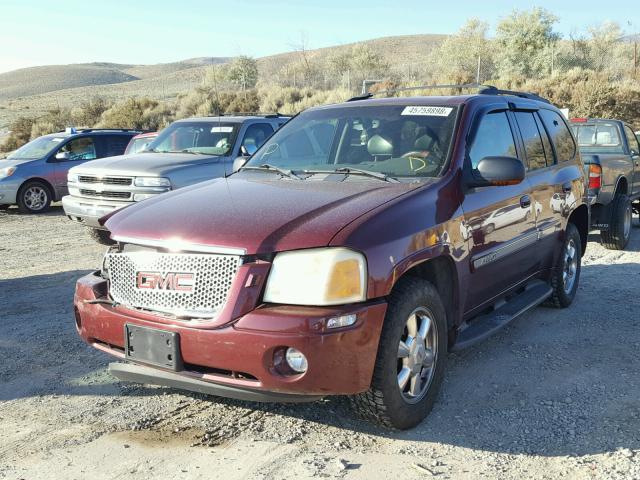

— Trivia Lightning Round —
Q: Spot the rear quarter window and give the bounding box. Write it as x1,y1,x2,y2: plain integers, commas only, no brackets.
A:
539,109,576,162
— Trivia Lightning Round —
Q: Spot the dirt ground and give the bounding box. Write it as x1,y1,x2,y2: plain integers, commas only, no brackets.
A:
1,205,639,480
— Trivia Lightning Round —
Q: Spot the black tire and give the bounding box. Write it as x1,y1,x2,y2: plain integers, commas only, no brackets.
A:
545,223,582,308
87,228,115,246
484,223,495,234
601,194,631,250
0,204,10,210
350,277,448,429
17,180,52,213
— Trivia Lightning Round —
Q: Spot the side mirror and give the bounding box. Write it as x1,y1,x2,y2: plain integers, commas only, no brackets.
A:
241,144,258,156
467,156,525,188
233,156,249,173
55,151,71,161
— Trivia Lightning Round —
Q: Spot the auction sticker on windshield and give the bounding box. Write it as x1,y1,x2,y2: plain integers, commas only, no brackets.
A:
401,106,453,116
211,126,234,133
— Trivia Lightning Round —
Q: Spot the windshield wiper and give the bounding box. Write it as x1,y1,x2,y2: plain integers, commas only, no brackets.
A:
303,167,399,183
241,164,302,180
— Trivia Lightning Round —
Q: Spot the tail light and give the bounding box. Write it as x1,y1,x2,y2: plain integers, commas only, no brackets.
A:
588,164,602,190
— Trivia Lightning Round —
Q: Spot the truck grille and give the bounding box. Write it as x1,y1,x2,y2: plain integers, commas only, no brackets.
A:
105,251,241,318
80,189,131,200
78,176,133,186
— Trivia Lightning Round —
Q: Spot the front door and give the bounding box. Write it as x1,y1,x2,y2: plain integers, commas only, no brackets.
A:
461,110,538,313
623,125,640,194
51,136,98,196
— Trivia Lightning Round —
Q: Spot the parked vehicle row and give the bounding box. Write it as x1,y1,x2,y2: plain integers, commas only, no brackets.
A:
73,87,589,429
569,117,640,250
62,115,289,244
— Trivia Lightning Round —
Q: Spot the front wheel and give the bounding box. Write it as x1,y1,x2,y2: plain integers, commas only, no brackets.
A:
17,181,51,213
350,277,448,429
601,194,631,250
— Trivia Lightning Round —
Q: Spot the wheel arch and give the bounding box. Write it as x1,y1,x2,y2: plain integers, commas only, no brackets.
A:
394,254,459,347
614,175,629,196
18,177,56,201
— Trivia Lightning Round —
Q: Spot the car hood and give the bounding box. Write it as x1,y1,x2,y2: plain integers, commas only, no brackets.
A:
70,152,224,177
105,176,422,254
1,158,41,168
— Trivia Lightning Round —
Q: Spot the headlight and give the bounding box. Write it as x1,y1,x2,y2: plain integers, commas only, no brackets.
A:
134,177,171,187
67,172,78,183
0,167,16,179
263,248,367,306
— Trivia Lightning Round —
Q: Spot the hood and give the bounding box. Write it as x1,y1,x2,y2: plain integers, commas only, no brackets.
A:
70,152,223,177
105,176,422,254
1,158,40,168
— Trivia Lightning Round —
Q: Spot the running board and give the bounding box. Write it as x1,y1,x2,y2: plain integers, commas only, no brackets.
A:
451,280,552,352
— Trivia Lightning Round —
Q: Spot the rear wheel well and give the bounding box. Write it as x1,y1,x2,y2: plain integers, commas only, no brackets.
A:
18,177,55,201
615,177,628,196
568,204,588,256
399,256,458,347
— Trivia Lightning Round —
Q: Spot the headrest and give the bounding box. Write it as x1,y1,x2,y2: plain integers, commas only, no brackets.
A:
414,134,434,151
596,131,612,144
367,134,393,156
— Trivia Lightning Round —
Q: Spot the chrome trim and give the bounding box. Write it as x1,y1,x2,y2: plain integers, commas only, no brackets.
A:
111,235,247,256
472,231,538,270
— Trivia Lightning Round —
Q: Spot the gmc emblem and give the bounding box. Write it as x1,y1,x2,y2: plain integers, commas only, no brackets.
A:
135,272,195,292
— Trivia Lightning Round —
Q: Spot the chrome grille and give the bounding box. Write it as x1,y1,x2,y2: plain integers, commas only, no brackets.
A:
78,176,133,185
80,189,131,200
106,251,241,318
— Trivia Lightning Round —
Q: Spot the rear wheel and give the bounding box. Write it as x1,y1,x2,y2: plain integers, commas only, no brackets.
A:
17,180,51,213
546,223,582,308
350,277,447,429
601,194,631,250
87,228,115,246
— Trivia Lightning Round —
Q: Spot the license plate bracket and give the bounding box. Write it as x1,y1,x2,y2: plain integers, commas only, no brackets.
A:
125,324,182,371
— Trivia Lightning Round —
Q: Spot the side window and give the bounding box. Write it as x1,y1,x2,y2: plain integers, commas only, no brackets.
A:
469,111,517,169
60,137,97,161
534,113,555,165
538,109,576,162
624,126,640,154
241,123,274,151
103,135,132,157
514,111,547,170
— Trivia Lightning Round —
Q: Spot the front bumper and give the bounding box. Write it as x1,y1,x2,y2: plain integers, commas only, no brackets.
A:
75,272,387,398
0,181,20,205
62,195,130,228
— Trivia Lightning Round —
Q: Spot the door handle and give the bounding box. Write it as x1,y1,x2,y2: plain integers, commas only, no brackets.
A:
562,182,573,193
520,195,531,208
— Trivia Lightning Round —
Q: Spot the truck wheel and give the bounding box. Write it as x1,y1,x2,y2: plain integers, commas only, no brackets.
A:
88,228,115,246
17,180,52,213
545,223,582,308
351,277,447,429
601,194,631,250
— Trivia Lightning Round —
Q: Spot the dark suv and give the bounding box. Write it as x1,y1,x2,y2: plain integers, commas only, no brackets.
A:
0,128,140,213
74,88,587,429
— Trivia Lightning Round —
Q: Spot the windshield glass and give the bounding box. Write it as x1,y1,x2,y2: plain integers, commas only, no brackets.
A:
147,121,238,156
246,104,458,179
571,123,624,154
7,136,65,160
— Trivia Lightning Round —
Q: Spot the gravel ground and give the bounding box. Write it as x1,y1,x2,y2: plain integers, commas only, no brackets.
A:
1,204,639,479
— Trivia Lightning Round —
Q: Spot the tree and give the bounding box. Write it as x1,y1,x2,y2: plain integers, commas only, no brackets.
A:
495,8,560,79
428,19,495,84
226,56,259,90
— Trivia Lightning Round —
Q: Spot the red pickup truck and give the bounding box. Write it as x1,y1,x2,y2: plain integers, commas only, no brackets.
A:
74,87,587,429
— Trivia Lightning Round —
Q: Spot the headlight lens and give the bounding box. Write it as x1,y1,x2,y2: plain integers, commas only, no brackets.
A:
0,167,16,179
263,248,367,306
67,172,78,183
134,177,171,187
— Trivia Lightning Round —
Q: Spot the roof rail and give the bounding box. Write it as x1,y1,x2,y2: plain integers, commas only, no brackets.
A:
57,128,143,134
478,85,550,104
212,112,286,118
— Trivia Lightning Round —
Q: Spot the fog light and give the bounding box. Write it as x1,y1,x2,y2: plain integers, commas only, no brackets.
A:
326,314,357,329
285,347,308,373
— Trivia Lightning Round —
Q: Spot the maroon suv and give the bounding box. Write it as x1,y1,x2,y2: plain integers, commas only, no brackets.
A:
74,87,588,429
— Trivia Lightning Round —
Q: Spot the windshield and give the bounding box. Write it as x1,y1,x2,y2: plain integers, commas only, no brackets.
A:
7,136,65,160
147,121,238,156
571,123,624,154
246,104,458,179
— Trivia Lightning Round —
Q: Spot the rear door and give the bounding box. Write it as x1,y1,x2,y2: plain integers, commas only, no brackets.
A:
99,134,134,158
461,109,537,313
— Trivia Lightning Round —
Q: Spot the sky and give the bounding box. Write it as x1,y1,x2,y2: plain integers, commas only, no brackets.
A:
0,0,638,73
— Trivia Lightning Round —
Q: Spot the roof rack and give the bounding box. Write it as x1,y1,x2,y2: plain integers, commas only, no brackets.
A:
57,128,143,134
478,85,550,104
212,112,286,118
347,83,551,104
